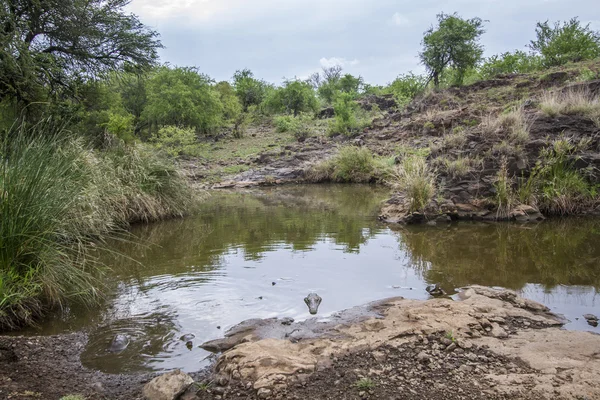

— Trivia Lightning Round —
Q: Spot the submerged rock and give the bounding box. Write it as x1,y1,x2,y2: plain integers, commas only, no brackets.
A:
179,333,195,342
108,334,130,353
142,369,193,400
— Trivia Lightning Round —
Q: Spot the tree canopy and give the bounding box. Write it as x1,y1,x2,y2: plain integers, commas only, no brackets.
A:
420,13,485,87
529,18,600,67
0,0,161,104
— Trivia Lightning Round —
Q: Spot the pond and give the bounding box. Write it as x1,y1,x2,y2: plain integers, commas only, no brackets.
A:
21,185,600,374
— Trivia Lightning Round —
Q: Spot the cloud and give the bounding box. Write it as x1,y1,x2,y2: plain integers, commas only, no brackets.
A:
391,12,410,26
319,57,360,69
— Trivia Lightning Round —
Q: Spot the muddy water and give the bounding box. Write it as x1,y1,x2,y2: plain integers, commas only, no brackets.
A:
23,185,600,374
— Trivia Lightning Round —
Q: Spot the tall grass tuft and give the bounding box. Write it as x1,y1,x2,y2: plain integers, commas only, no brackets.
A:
393,156,437,212
306,146,391,183
0,121,101,328
493,159,515,220
0,120,194,329
539,89,600,126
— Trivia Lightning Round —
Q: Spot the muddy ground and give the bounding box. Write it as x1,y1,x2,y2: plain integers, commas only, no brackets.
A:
2,286,599,400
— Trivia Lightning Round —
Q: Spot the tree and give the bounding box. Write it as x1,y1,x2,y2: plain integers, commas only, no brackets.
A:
266,80,318,116
232,69,268,111
0,0,162,104
142,67,223,134
214,81,242,122
338,74,364,95
420,13,485,87
529,18,600,67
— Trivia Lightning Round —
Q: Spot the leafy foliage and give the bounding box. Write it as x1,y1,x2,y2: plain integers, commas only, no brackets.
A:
420,13,485,87
0,0,161,104
529,18,600,67
232,69,269,111
386,72,428,105
479,51,542,78
266,80,318,116
142,67,223,134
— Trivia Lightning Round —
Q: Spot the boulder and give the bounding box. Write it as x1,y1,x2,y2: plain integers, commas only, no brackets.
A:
142,369,194,400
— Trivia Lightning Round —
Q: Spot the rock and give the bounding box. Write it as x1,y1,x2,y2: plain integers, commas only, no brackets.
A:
179,334,195,342
108,334,130,353
280,317,294,326
142,370,194,400
584,314,599,327
490,323,508,339
257,387,272,399
445,343,457,352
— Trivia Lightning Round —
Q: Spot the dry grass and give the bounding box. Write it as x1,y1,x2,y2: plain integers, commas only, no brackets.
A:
433,156,483,179
393,156,437,212
480,108,532,144
539,89,600,126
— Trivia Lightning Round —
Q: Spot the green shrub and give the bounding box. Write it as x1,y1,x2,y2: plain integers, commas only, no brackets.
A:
329,93,362,136
529,18,600,67
150,126,197,156
274,114,315,141
330,146,376,182
307,147,388,183
479,51,542,78
355,378,376,390
576,68,600,82
393,155,437,212
104,112,136,144
529,138,596,215
265,80,318,116
386,72,427,106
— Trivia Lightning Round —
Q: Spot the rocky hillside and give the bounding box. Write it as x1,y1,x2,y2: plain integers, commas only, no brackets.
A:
191,61,600,223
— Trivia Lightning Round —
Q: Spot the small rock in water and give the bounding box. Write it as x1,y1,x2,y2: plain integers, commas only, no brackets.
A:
185,341,193,350
179,333,195,342
584,314,599,327
142,369,193,400
108,334,130,353
257,296,263,300
217,325,221,329
272,282,276,286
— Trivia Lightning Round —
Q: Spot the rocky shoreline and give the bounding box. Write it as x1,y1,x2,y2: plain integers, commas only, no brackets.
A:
2,286,599,400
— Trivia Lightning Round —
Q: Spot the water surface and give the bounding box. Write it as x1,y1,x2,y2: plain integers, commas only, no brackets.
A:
23,185,600,373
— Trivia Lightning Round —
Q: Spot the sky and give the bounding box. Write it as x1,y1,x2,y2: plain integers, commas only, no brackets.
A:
127,0,600,86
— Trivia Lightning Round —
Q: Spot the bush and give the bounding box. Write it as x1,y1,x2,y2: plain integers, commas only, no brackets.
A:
265,80,318,116
307,147,389,183
386,72,427,106
479,51,542,78
142,66,223,135
529,18,600,67
525,137,597,215
393,155,437,212
274,114,314,141
150,126,197,156
232,69,270,111
328,93,369,136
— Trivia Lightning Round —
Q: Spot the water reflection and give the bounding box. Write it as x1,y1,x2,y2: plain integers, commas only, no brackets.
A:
18,185,600,374
395,220,600,292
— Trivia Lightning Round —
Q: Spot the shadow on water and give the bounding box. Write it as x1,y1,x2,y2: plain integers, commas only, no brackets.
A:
15,185,600,374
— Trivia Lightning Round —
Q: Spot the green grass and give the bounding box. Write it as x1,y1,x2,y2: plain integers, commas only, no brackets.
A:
539,89,600,127
306,146,392,183
60,396,86,400
355,377,376,390
493,160,515,220
0,120,194,329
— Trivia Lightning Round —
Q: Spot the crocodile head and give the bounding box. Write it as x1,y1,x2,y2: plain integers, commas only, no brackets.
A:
304,292,322,315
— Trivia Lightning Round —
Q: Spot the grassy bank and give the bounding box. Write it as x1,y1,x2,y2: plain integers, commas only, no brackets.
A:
0,120,194,330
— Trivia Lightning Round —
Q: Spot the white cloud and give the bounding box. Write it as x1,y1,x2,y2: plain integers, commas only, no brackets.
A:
319,57,360,68
391,12,410,26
